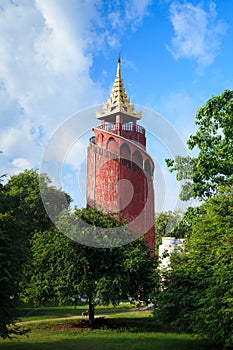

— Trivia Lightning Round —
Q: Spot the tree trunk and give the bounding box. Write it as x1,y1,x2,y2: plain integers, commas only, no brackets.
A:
88,297,95,325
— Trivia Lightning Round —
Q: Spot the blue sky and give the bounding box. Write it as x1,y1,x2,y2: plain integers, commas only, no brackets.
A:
0,0,233,212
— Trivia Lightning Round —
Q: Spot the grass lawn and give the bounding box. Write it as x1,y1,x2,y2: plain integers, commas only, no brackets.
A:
16,302,136,322
0,304,221,350
0,326,220,350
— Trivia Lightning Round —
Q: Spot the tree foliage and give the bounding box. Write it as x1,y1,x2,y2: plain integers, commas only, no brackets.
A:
155,210,184,237
4,169,71,234
57,207,134,248
0,168,156,331
24,208,156,325
166,90,233,200
0,169,70,338
155,191,233,348
0,211,29,338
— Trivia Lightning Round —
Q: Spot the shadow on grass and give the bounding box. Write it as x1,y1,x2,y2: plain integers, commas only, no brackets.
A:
17,306,83,320
11,308,222,350
0,334,221,350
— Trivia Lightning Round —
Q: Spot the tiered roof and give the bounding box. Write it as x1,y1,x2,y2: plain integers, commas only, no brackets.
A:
96,57,141,120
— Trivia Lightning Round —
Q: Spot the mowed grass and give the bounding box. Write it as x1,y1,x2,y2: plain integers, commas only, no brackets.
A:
0,304,221,350
16,302,136,322
0,327,220,350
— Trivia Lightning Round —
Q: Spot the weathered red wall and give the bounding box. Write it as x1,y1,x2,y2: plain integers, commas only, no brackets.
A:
87,126,155,253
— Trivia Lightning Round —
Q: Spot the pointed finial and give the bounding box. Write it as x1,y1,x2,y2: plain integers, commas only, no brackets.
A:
96,53,142,120
117,54,121,77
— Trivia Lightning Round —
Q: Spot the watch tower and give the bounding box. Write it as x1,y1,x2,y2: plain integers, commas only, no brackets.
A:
87,58,155,251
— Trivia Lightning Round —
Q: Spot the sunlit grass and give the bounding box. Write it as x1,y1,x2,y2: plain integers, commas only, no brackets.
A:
17,302,136,322
0,303,220,350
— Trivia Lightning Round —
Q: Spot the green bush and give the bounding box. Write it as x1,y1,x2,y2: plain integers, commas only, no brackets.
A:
155,191,233,348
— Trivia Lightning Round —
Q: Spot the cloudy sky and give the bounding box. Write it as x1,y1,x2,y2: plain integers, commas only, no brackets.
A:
0,0,232,212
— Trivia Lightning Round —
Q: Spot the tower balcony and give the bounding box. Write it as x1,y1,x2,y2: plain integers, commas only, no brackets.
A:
97,122,146,148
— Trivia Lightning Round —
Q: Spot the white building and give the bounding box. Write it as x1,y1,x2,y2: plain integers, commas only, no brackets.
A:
158,237,184,269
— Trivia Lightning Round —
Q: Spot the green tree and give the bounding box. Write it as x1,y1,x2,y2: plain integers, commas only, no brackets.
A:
0,183,28,337
24,208,156,325
166,90,233,200
0,213,29,338
4,169,71,234
155,210,184,237
155,190,233,348
0,169,71,338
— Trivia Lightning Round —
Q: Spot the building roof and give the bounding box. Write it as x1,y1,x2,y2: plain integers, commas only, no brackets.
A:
96,57,142,120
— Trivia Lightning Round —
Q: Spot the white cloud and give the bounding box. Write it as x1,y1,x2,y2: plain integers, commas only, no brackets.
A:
12,158,32,171
0,1,101,180
0,0,151,198
96,0,152,48
126,0,152,23
34,0,94,74
108,11,122,30
167,1,226,68
0,2,104,168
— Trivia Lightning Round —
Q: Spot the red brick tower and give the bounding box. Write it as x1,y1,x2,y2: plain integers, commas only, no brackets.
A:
87,58,155,251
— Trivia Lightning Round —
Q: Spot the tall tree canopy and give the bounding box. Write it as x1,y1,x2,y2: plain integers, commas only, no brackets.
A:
0,169,70,338
0,194,28,338
155,189,233,348
166,90,233,200
4,169,71,234
24,208,156,325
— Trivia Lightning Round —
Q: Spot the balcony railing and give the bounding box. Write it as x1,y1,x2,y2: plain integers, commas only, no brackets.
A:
98,122,145,134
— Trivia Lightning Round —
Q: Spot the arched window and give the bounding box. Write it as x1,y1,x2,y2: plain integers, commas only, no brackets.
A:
144,159,152,176
132,150,143,169
107,137,118,153
97,133,104,144
120,143,131,161
120,143,131,167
